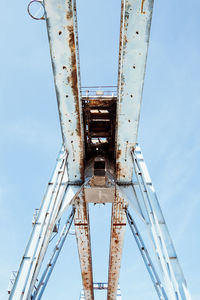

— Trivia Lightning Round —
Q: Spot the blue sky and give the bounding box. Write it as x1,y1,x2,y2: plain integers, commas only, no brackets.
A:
1,0,200,299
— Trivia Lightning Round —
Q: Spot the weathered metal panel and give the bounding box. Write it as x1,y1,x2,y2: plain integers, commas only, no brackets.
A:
107,187,126,300
116,0,154,182
44,0,84,182
74,189,94,300
84,186,115,203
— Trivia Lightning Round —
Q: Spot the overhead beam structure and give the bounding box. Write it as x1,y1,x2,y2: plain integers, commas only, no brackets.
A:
116,0,154,182
9,0,192,299
44,0,84,182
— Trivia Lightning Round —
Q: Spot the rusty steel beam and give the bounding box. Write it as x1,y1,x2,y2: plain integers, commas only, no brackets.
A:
107,187,126,300
116,0,154,182
44,0,84,182
74,189,94,300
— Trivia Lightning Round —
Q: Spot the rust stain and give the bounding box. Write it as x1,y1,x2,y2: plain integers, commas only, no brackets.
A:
116,149,121,161
117,0,125,89
67,24,84,180
125,141,129,162
141,0,146,14
107,191,126,299
74,192,94,300
116,149,124,179
66,10,73,19
123,35,128,47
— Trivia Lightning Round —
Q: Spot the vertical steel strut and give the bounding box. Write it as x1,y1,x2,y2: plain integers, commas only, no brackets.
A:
126,209,168,300
74,190,94,300
32,208,75,299
107,188,126,300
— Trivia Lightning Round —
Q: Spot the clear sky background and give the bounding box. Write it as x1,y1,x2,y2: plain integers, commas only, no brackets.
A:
0,0,200,299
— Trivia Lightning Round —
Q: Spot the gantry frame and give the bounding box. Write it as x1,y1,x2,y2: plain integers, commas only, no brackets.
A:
8,0,191,299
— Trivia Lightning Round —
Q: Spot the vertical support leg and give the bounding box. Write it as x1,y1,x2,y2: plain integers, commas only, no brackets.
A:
126,209,167,300
74,189,94,300
107,187,126,300
32,208,75,299
9,149,82,300
9,148,68,299
122,144,191,300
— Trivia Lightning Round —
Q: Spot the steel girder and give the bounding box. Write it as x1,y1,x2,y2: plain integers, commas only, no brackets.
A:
44,0,84,182
107,1,155,297
116,0,154,182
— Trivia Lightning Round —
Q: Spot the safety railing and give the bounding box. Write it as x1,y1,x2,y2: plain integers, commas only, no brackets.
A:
81,86,117,97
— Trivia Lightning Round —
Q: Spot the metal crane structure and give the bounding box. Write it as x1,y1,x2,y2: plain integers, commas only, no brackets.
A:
8,0,192,299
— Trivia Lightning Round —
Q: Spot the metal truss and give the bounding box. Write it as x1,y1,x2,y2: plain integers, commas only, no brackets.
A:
9,0,192,298
9,144,191,300
119,144,191,300
8,148,82,299
31,208,75,299
79,283,122,300
126,209,167,300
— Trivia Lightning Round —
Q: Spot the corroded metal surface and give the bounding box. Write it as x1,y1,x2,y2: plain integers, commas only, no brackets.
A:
82,96,116,161
44,0,84,182
84,155,116,204
107,187,126,300
116,0,154,182
74,190,94,300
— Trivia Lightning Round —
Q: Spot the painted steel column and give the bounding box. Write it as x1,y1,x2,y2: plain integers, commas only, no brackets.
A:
107,187,126,300
116,0,154,182
74,189,94,300
44,0,84,182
